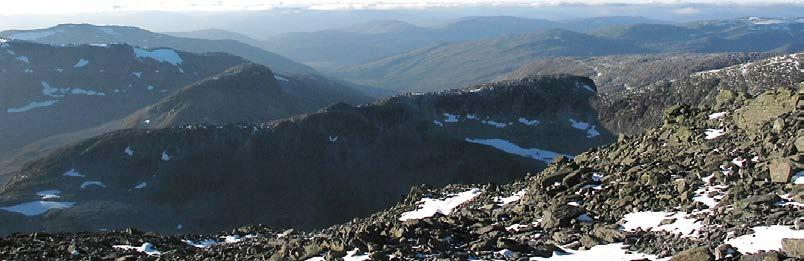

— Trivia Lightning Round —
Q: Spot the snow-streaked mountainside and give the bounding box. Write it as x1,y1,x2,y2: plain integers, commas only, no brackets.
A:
0,24,316,75
0,40,246,168
0,75,613,235
124,63,372,129
1,78,800,261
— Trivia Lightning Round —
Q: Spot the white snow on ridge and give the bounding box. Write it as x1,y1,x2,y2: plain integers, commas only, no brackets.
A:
793,171,804,184
568,119,600,138
399,188,481,221
343,248,370,261
134,182,147,189
274,75,289,82
133,47,182,65
529,243,665,261
63,169,84,177
80,181,106,189
705,129,726,140
6,100,58,113
495,189,526,206
16,56,29,63
465,138,569,164
73,59,89,68
0,201,75,216
99,27,121,35
36,190,62,200
482,120,509,128
726,226,804,254
113,243,161,256
708,112,728,120
41,81,106,97
620,211,702,237
518,117,540,126
9,31,56,41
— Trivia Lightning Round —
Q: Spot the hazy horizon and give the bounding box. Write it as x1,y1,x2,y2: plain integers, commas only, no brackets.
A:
1,2,802,38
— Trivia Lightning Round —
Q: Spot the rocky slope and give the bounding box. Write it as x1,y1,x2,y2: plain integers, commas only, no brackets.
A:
497,52,777,94
0,39,246,163
0,24,316,75
0,75,612,235
598,53,803,135
1,75,800,261
123,63,372,129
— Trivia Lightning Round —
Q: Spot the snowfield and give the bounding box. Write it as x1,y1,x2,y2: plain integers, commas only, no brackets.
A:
399,188,481,221
465,138,569,163
0,201,75,216
133,47,182,65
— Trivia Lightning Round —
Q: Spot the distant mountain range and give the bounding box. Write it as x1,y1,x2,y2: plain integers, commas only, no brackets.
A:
0,24,316,75
331,17,803,92
261,16,667,68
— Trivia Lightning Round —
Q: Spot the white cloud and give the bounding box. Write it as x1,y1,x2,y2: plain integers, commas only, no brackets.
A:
0,0,799,15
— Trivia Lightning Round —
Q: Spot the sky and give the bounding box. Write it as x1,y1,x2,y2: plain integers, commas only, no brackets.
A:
0,0,802,15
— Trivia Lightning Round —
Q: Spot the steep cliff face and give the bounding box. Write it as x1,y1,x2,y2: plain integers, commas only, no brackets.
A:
0,75,612,235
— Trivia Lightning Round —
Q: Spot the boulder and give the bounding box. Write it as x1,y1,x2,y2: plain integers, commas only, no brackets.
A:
670,247,713,261
769,159,794,183
782,238,804,258
541,205,585,229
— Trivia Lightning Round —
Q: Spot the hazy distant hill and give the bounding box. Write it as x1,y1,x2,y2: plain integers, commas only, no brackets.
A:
334,17,802,92
0,24,316,75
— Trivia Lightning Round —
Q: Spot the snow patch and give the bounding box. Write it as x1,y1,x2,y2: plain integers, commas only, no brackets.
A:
693,183,729,209
133,47,182,66
7,100,58,113
433,120,444,127
344,248,370,261
132,72,142,78
0,201,75,216
80,181,106,189
113,243,161,256
16,56,29,63
518,117,540,126
495,189,526,206
529,243,665,261
9,31,56,40
726,226,804,254
620,211,702,237
568,119,600,138
41,81,106,97
793,171,804,184
98,27,120,35
36,190,62,200
73,59,89,68
465,138,569,164
704,129,726,140
161,151,171,161
134,182,147,189
328,136,338,142
124,146,134,156
274,75,289,82
63,169,85,177
184,239,218,248
443,113,459,123
708,112,728,120
399,188,481,221
481,120,509,128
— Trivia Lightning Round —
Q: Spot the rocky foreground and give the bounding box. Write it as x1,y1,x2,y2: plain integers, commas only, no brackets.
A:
2,86,803,260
